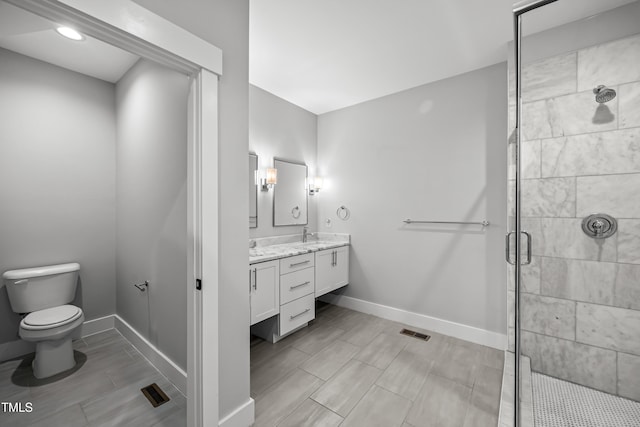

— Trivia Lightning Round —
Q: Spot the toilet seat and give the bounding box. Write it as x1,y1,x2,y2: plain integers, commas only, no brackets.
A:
21,305,83,330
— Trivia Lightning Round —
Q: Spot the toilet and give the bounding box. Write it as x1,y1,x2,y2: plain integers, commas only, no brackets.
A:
3,263,84,379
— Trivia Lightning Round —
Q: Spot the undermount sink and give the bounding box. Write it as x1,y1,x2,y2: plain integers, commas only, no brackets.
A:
292,240,336,249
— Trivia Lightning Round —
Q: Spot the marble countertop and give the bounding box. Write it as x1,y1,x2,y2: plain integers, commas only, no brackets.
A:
249,233,350,264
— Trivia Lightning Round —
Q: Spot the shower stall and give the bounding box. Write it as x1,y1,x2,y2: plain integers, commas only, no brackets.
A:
509,0,640,426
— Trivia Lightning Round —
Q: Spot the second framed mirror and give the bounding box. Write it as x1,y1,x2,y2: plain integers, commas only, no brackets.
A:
273,158,307,226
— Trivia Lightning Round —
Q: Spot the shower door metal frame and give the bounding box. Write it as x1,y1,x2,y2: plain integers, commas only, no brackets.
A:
511,1,558,427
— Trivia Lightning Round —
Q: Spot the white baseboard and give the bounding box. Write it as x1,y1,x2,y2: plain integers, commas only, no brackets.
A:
219,398,255,427
80,314,115,337
0,338,34,362
114,314,187,395
320,294,507,350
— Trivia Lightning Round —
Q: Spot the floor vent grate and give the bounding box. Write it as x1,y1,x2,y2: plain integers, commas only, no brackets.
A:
141,383,170,407
400,328,431,341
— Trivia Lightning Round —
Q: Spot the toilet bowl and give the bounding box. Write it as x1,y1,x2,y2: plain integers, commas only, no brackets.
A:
20,305,85,378
3,263,84,379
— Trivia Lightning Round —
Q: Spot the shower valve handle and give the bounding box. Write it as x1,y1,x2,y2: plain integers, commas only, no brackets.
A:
592,220,604,235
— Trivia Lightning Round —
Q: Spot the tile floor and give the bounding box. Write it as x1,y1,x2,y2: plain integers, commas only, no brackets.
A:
532,372,640,427
251,302,504,427
0,329,186,427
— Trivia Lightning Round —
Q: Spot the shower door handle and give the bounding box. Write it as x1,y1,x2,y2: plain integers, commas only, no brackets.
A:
505,232,516,265
505,231,532,265
521,231,532,265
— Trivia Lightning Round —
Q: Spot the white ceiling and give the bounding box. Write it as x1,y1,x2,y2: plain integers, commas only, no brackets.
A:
1,1,636,106
250,0,638,114
0,2,138,83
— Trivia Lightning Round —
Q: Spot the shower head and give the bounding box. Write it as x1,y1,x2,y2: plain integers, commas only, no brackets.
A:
593,85,616,103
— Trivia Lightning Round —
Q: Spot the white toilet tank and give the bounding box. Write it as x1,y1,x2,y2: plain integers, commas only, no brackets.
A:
3,263,80,313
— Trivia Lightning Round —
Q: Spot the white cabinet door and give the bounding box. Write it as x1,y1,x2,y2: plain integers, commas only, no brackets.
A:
332,246,349,290
315,246,349,297
250,260,280,325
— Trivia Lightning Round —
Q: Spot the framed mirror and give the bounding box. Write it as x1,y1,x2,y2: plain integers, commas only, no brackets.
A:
249,153,258,228
273,158,307,226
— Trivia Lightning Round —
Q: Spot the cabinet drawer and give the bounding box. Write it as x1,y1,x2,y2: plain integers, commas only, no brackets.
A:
279,293,315,336
280,253,314,275
280,267,314,305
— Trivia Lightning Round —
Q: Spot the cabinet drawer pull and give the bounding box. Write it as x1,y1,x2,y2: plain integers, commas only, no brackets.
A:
290,281,311,290
290,308,311,320
289,260,310,267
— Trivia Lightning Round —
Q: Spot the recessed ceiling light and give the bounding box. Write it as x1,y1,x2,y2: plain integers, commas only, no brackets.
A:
56,26,85,41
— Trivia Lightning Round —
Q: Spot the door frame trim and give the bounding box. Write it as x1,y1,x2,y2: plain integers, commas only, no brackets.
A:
5,1,223,425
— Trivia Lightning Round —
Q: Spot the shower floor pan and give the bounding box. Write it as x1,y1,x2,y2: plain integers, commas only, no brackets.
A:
532,372,640,427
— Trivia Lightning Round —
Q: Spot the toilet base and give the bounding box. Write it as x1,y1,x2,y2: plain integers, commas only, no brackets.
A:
32,337,75,379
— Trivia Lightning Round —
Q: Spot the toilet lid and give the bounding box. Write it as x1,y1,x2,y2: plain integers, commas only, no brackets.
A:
21,305,83,330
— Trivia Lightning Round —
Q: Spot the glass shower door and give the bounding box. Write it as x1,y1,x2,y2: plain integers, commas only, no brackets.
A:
512,0,640,426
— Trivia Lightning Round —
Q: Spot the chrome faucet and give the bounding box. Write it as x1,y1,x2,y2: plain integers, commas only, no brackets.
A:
302,226,314,243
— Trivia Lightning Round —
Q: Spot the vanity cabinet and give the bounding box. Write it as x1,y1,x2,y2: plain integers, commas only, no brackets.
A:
315,246,349,297
250,244,349,342
249,260,279,325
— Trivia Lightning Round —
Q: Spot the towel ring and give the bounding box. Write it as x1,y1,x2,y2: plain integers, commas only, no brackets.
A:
336,205,350,220
291,206,301,219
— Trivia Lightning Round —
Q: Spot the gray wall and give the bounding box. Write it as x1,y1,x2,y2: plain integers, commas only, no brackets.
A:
518,1,640,64
249,85,318,238
132,0,251,420
317,63,508,336
0,48,116,348
115,59,189,370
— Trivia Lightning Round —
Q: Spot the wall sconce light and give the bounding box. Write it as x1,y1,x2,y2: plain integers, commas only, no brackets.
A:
308,176,323,195
260,168,277,191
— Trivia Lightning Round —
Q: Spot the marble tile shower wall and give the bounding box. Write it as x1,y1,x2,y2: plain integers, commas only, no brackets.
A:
507,33,640,402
